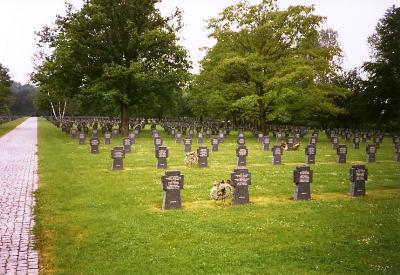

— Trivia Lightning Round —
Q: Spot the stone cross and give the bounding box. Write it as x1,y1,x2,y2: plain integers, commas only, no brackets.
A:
366,144,376,162
161,171,184,210
104,132,111,144
129,132,136,144
197,132,203,144
155,146,168,169
111,147,125,170
305,144,316,164
79,132,85,145
271,145,282,165
293,165,313,200
154,137,163,151
331,136,339,149
90,137,99,154
175,132,182,143
112,128,119,137
352,136,360,149
92,128,98,138
349,164,368,197
123,138,132,153
197,146,209,168
336,144,347,163
230,168,251,204
211,137,219,152
237,136,246,146
236,145,248,167
262,136,270,151
183,138,192,152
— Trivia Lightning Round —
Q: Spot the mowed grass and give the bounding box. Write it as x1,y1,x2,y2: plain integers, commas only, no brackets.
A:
0,117,27,137
35,118,400,274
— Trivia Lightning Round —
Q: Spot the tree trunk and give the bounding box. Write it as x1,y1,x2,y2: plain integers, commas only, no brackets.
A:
121,103,129,136
256,82,267,134
258,101,266,134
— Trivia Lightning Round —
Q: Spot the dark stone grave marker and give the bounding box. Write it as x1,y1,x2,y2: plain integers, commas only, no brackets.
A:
211,137,219,152
175,132,182,143
155,146,168,169
353,136,360,149
349,164,368,197
230,167,251,204
236,145,248,167
271,145,282,165
104,132,111,144
161,171,184,210
336,144,347,163
197,132,203,144
79,133,85,145
111,147,125,170
183,138,192,152
129,132,136,144
310,135,317,144
154,137,163,151
305,144,316,164
197,146,209,168
287,136,294,150
257,133,263,143
366,144,376,162
293,165,313,200
112,128,119,137
70,128,77,139
331,136,339,149
92,129,98,138
123,138,132,153
90,137,100,154
262,136,270,151
237,136,246,146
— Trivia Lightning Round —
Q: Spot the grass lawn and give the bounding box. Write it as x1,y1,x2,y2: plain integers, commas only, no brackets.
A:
0,117,27,137
35,118,400,274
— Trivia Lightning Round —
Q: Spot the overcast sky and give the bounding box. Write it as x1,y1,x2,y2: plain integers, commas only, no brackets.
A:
0,0,397,84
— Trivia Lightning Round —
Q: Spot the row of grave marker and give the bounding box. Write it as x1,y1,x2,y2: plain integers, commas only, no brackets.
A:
160,164,369,209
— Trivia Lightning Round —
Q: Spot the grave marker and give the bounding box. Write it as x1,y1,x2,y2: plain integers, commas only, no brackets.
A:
336,144,347,163
293,165,313,200
305,144,316,164
349,164,368,197
230,168,251,204
271,145,282,165
236,145,248,167
262,136,270,151
123,138,132,153
104,132,111,144
79,133,85,145
155,146,168,169
111,147,125,170
161,171,184,210
366,144,376,162
211,137,219,152
183,138,192,152
90,137,99,154
197,146,209,168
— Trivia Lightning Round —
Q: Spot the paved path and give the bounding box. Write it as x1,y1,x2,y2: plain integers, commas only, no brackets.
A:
0,118,39,274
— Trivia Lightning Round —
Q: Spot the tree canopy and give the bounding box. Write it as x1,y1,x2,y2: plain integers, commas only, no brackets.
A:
188,0,348,132
32,0,191,133
362,5,400,129
0,63,13,114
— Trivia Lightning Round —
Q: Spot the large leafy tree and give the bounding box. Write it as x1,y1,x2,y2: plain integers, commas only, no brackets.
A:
0,63,13,114
190,0,347,132
362,5,400,129
33,0,190,134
